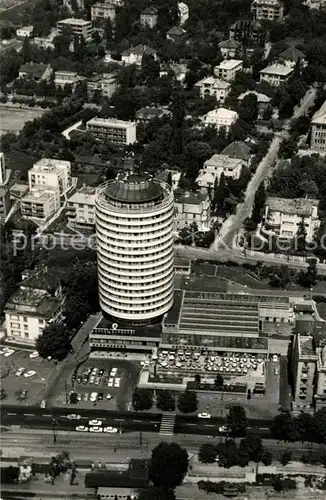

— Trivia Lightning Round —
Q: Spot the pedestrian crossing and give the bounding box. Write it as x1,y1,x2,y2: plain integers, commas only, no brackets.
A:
159,413,175,437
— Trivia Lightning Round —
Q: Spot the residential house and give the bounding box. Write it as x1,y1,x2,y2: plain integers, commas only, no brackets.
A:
310,100,326,152
251,0,284,21
140,7,158,28
229,20,265,46
160,62,188,82
87,73,117,99
202,107,238,132
174,190,211,231
277,45,306,68
155,169,181,190
16,26,34,38
28,158,72,195
121,44,157,65
67,185,96,230
63,0,84,11
57,18,93,41
5,267,64,346
220,141,252,162
135,107,172,122
91,2,116,22
196,154,243,190
237,90,271,115
0,152,12,222
18,62,52,82
166,26,186,43
259,63,293,86
214,59,243,82
54,71,83,88
218,39,241,59
195,76,231,103
262,197,320,241
33,29,58,50
21,188,60,222
304,0,326,8
86,117,137,145
178,2,189,25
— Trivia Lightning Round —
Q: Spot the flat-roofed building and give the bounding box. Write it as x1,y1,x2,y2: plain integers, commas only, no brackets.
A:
214,59,243,82
195,76,231,103
54,71,83,88
196,154,243,190
86,117,137,145
202,107,238,132
67,185,95,229
91,2,116,22
262,197,320,242
87,73,117,99
310,100,326,152
0,152,12,222
5,268,64,346
259,63,293,86
174,190,211,231
292,334,318,413
28,158,72,194
251,0,284,21
57,18,92,41
21,187,60,222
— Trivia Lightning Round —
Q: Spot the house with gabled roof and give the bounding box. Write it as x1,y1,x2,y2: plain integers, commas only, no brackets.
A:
277,45,306,68
18,62,53,82
218,39,241,59
140,6,158,28
121,44,157,65
166,26,186,43
195,76,231,103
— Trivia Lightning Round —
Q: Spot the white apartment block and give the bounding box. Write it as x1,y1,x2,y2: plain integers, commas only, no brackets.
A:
214,59,243,82
91,2,116,22
259,63,293,86
196,154,243,190
262,197,320,242
54,71,83,88
310,100,326,152
57,18,92,41
86,117,137,145
251,0,284,20
21,188,60,222
67,186,96,229
5,269,63,346
87,73,117,99
175,190,211,231
195,76,231,103
28,158,72,194
202,107,238,132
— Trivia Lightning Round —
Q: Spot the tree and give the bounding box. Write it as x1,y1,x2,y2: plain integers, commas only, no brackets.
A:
278,137,298,159
271,413,299,442
214,374,223,388
198,443,218,463
150,442,189,489
156,390,175,412
240,431,263,462
294,412,315,443
138,487,176,500
22,36,32,62
314,407,326,443
217,439,238,468
280,449,292,466
295,218,307,253
177,390,198,414
261,450,273,466
226,405,248,436
141,54,160,84
238,439,250,467
251,181,266,224
195,373,201,385
132,388,153,411
36,323,72,362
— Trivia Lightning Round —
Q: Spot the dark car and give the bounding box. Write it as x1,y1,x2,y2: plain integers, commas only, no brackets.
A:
97,393,104,401
98,369,105,377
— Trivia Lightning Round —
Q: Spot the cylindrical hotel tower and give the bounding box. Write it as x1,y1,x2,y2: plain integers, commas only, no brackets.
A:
95,174,174,324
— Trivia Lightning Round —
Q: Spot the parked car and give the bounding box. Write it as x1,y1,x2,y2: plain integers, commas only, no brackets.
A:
98,369,104,377
108,378,114,387
106,393,112,400
114,378,120,388
67,414,81,420
103,426,118,433
198,413,211,419
95,376,101,386
4,349,15,357
89,392,98,402
83,393,89,401
89,426,103,433
97,393,104,401
15,367,25,377
76,426,88,432
110,368,117,377
89,376,95,385
24,370,36,378
219,425,229,433
29,351,39,359
89,419,102,426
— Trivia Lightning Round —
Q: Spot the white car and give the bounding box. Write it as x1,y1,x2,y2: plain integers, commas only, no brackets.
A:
15,367,25,377
4,349,15,357
24,370,36,378
198,413,211,419
219,425,229,433
76,425,88,432
29,351,39,359
89,426,103,433
114,378,120,388
89,419,102,426
89,392,98,402
104,426,118,433
108,378,114,387
67,414,81,420
110,368,117,376
106,393,112,400
272,354,278,363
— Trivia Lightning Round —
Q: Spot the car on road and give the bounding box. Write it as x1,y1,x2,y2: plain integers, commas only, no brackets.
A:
219,425,229,433
89,419,102,426
97,393,104,401
76,426,88,432
108,378,114,387
198,413,211,419
15,367,25,377
24,370,36,378
104,426,118,433
29,351,39,359
67,414,81,420
114,378,120,388
110,368,117,376
106,393,112,400
89,426,103,433
4,349,15,357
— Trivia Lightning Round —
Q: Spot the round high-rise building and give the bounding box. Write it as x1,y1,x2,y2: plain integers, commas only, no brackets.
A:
95,174,175,324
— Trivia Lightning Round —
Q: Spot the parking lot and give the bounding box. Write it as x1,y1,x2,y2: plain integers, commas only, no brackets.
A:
50,358,140,411
0,347,57,405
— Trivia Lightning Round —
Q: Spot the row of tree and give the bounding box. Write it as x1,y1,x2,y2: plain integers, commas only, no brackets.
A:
132,388,198,414
271,409,326,444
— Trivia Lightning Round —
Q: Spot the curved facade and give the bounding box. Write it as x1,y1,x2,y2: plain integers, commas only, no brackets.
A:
95,175,175,324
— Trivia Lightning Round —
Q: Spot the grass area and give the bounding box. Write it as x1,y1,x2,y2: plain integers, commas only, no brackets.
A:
0,106,45,135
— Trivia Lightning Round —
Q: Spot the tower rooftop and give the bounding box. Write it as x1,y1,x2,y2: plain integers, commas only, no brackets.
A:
105,174,164,204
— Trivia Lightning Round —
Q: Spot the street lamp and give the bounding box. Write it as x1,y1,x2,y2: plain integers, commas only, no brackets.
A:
52,418,58,444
